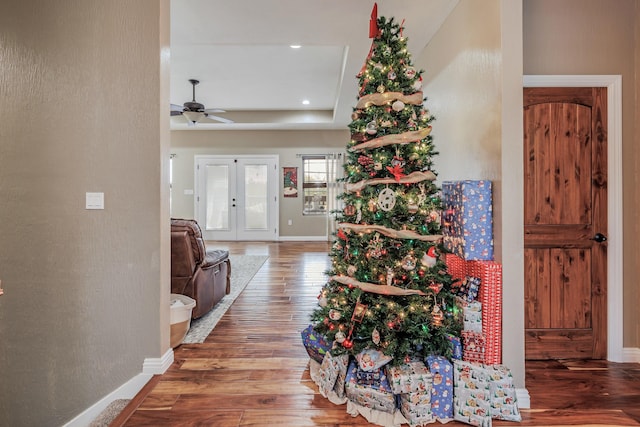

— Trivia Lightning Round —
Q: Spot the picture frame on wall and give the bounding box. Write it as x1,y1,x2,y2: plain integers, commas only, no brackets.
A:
283,167,298,198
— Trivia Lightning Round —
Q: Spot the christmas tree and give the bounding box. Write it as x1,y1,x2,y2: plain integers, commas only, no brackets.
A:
310,11,461,364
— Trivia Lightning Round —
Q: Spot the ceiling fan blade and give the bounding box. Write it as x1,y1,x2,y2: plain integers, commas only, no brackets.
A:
203,108,226,113
170,103,184,112
204,114,235,124
170,110,183,117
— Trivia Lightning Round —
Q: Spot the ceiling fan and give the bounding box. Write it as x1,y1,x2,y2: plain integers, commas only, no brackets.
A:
171,79,234,125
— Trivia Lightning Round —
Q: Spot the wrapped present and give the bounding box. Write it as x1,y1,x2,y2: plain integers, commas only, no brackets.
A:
457,276,481,302
469,260,502,365
462,330,486,364
445,253,466,282
447,334,463,360
386,360,433,394
301,324,332,364
355,366,384,386
486,365,521,422
399,390,434,427
442,180,494,260
463,300,483,333
345,360,396,413
356,348,393,372
453,360,492,427
317,352,349,398
426,355,454,422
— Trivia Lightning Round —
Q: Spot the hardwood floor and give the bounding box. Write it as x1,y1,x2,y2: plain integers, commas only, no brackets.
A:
118,241,640,426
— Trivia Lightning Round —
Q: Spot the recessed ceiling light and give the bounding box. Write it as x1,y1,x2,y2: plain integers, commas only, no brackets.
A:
290,45,301,49
302,99,310,105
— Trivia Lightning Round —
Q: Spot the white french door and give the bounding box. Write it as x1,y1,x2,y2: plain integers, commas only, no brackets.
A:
195,155,279,241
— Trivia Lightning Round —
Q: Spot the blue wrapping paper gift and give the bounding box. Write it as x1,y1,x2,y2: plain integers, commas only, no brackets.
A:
345,360,396,413
442,180,494,260
301,324,332,364
426,355,454,421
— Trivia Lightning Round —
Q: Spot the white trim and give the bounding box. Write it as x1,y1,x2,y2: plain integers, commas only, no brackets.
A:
620,347,640,363
143,348,175,374
523,75,624,362
63,349,174,427
516,388,531,409
279,235,328,242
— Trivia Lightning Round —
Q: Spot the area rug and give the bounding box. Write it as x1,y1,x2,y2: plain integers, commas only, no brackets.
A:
182,254,268,344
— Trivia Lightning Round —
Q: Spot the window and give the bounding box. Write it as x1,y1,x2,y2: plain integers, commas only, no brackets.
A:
302,155,327,215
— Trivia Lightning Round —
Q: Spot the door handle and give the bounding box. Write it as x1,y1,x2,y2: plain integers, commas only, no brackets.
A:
590,233,607,243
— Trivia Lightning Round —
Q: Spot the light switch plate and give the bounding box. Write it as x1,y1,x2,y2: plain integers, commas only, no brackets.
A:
86,192,104,209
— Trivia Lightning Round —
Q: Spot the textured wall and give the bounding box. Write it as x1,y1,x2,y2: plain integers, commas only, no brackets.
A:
0,1,170,425
523,0,639,349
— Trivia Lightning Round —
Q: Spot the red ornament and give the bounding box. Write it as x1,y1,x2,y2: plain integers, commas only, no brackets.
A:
386,164,406,181
342,339,353,349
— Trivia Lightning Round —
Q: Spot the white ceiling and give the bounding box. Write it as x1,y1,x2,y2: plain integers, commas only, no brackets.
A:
170,0,459,130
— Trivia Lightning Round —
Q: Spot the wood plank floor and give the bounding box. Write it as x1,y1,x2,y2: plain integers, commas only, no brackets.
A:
118,241,640,426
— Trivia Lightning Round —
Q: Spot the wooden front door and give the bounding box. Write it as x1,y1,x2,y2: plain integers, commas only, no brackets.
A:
523,87,608,360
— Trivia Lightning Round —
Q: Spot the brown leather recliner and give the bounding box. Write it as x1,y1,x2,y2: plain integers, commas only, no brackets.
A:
170,218,231,319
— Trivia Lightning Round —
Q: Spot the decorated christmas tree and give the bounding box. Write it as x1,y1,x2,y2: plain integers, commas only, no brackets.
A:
309,9,462,364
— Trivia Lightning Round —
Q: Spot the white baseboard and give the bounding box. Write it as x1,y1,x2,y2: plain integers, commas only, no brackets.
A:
516,388,530,409
279,235,329,242
143,348,174,374
620,347,640,362
63,348,174,427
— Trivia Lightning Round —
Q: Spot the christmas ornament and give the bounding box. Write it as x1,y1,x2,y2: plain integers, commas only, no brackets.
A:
405,67,417,78
344,205,356,216
387,70,397,80
412,77,423,91
335,331,346,344
342,339,353,349
421,246,438,268
381,119,392,127
374,162,383,171
318,296,328,307
386,268,394,286
372,328,381,345
368,199,377,212
429,282,444,294
431,304,444,327
408,204,419,214
391,154,405,167
351,302,368,322
377,187,397,211
401,254,417,271
386,164,406,181
366,120,378,135
392,100,405,111
347,265,357,276
377,84,385,93
355,201,363,223
329,309,342,320
351,111,359,120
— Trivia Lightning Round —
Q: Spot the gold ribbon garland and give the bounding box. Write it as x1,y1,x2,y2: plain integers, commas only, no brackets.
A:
331,274,426,296
339,222,443,242
349,127,432,152
355,91,424,109
344,170,436,193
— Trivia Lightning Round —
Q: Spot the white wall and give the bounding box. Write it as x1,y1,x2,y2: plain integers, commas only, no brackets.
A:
171,129,347,238
416,0,525,387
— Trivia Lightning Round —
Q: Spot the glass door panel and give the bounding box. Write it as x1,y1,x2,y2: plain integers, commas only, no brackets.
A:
243,164,268,230
205,164,230,230
196,155,278,241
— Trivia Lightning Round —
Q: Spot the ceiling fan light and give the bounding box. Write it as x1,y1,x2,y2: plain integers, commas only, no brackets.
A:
183,111,205,124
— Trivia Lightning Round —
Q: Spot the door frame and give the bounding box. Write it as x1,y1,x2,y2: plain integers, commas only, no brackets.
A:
194,154,279,241
523,75,624,362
